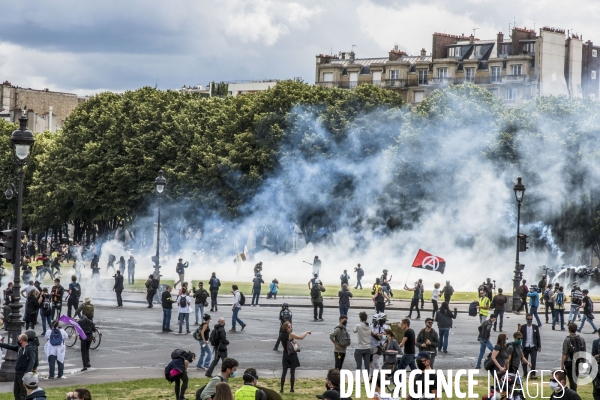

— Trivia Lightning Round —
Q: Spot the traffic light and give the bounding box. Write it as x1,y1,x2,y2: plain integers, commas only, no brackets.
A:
518,234,529,252
0,230,17,264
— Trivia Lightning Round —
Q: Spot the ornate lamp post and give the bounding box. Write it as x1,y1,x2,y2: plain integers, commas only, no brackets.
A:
0,113,35,380
512,177,526,312
153,170,166,277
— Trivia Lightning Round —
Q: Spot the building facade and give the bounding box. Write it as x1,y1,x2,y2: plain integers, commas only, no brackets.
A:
179,80,283,97
316,26,599,105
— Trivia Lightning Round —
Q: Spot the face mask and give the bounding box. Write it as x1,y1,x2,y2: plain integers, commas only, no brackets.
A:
494,391,503,400
549,381,560,392
381,335,387,342
416,360,426,370
527,320,533,325
230,371,237,378
514,339,522,346
342,320,347,326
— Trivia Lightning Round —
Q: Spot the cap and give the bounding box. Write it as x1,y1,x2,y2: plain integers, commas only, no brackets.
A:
22,372,38,387
316,390,341,400
25,330,37,340
416,351,431,360
84,297,91,303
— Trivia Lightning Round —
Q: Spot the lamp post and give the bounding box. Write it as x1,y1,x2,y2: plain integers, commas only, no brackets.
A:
0,113,34,380
512,176,526,312
153,170,166,277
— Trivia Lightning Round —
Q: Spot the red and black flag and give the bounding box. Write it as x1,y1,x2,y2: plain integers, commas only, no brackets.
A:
412,249,446,274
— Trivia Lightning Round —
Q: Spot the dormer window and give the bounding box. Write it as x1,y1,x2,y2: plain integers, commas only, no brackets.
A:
448,46,462,57
475,46,482,56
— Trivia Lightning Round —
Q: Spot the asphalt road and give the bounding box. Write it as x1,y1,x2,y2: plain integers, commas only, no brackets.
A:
0,293,592,392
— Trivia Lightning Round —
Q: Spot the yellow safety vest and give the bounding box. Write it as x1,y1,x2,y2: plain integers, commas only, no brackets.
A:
479,297,490,317
234,385,258,400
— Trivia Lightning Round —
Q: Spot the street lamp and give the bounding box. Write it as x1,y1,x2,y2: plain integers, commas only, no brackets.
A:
153,170,166,277
0,113,34,380
512,176,526,312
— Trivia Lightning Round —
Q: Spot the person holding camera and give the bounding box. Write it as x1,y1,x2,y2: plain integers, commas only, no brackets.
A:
174,259,189,289
192,282,209,325
66,388,92,400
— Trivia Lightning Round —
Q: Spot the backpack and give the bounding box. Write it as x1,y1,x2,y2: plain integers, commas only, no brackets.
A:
238,292,246,306
192,327,202,342
517,285,527,297
444,285,454,297
171,349,188,359
568,336,585,359
211,278,220,289
556,292,564,306
151,279,159,290
209,329,220,347
507,345,521,370
164,359,181,383
281,309,292,323
340,274,348,284
49,328,63,346
469,301,478,316
42,296,51,310
336,326,351,347
484,352,495,371
311,285,320,300
179,296,188,308
543,290,550,301
72,283,81,298
357,268,364,278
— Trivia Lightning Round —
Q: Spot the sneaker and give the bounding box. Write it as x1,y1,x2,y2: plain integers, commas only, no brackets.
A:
229,328,237,332
166,329,173,332
443,350,448,353
313,318,318,321
196,366,205,370
552,326,555,330
241,324,246,331
186,330,191,334
46,376,54,380
81,367,88,372
59,376,66,379
273,348,278,351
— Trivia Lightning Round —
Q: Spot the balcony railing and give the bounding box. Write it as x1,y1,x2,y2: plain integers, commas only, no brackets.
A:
502,74,527,83
315,80,410,89
428,77,454,85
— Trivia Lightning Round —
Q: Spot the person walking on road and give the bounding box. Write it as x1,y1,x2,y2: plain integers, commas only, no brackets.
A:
354,264,364,290
209,272,221,312
113,270,124,307
127,255,136,285
568,284,583,323
475,314,497,369
490,333,508,376
67,275,81,318
477,288,491,324
353,311,371,372
273,303,292,351
528,285,543,327
404,282,421,319
416,317,440,367
195,314,212,370
279,321,311,393
329,315,351,369
106,254,116,274
174,259,188,289
205,318,230,378
553,286,566,331
0,333,35,400
50,279,64,320
78,315,96,371
442,281,454,303
435,302,457,353
578,289,598,333
75,297,94,321
201,358,238,399
44,320,68,379
562,322,586,391
492,288,508,332
310,279,325,322
251,274,264,307
40,288,53,334
118,256,126,276
370,314,389,374
338,284,352,316
161,285,174,332
520,314,542,379
373,286,388,314
145,274,160,308
506,331,530,374
230,285,246,332
397,318,417,372
192,282,209,325
431,283,440,319
544,283,555,324
516,279,529,314
177,288,192,334
339,270,350,289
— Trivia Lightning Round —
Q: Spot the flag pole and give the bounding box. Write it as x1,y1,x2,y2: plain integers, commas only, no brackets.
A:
404,266,413,287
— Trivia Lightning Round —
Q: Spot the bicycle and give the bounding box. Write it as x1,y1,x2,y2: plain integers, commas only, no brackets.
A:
65,323,102,350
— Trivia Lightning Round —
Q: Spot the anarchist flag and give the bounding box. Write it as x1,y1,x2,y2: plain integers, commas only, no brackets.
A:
412,249,446,274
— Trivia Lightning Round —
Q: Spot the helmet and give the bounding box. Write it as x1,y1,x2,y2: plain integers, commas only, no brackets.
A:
283,303,289,309
382,269,388,274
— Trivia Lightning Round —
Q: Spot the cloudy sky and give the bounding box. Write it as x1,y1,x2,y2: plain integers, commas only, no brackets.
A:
1,0,598,95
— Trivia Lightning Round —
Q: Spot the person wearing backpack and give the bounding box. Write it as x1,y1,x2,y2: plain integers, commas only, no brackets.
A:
205,318,230,378
311,279,326,322
209,272,221,312
273,303,292,351
338,284,353,317
177,288,192,334
416,317,440,367
201,357,238,399
544,283,555,324
354,264,364,290
329,315,351,369
39,288,53,334
78,315,96,371
339,270,350,289
505,331,530,374
75,298,94,321
250,274,264,307
145,274,157,308
516,279,529,315
192,282,209,325
373,286,389,314
442,280,454,303
527,285,543,327
578,289,598,335
561,322,586,391
195,314,212,370
44,320,68,379
67,275,81,318
553,286,566,331
230,285,246,332
435,302,457,353
568,284,583,323
592,330,600,400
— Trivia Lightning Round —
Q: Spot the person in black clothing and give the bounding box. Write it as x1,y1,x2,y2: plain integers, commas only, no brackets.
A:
279,321,311,393
161,285,174,332
118,256,126,276
67,275,81,318
405,281,421,319
78,315,96,371
145,274,160,308
106,254,116,273
318,368,344,400
397,318,417,371
206,317,229,377
520,314,542,379
208,272,220,312
24,290,41,330
273,303,292,351
90,255,100,278
549,369,582,400
251,274,264,306
372,286,388,314
50,279,64,320
0,333,36,400
3,282,13,329
339,270,350,289
174,258,188,289
127,256,136,285
113,271,124,307
354,263,364,290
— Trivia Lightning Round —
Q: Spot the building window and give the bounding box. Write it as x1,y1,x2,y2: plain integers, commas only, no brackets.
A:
414,91,424,103
418,69,427,85
511,64,522,75
448,47,462,57
390,70,399,80
501,44,509,55
593,49,598,57
593,71,597,80
505,88,517,102
489,89,498,97
438,68,448,78
372,71,382,85
475,46,482,56
491,66,501,82
523,42,535,53
323,72,333,82
465,68,475,81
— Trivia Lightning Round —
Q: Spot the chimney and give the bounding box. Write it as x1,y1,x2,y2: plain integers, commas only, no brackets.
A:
469,34,475,44
388,48,407,61
349,50,355,62
497,32,504,44
341,52,346,60
421,48,427,56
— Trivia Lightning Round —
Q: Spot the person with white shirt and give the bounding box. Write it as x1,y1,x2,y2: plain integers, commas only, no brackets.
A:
370,313,389,376
44,320,69,379
354,311,372,372
431,283,440,319
176,288,192,334
519,314,541,379
230,284,246,332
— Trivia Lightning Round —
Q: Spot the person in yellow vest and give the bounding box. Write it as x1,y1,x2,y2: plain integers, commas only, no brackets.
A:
476,288,491,325
234,368,267,400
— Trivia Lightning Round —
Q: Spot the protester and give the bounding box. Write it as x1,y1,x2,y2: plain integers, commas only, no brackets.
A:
561,322,585,391
145,274,159,308
251,273,264,307
568,283,583,323
201,358,238,400
544,283,555,324
578,289,597,333
161,285,174,332
311,279,325,322
274,303,292,351
318,368,345,400
308,273,319,290
127,255,136,285
435,302,457,354
0,333,35,400
39,288,52,335
234,368,267,400
339,269,350,289
407,351,438,400
177,288,192,334
279,321,311,393
24,289,41,331
167,350,193,400
442,280,454,303
269,279,278,300
549,369,582,400
44,320,68,379
490,333,508,376
209,272,221,312
552,286,566,331
475,314,496,369
338,284,353,316
193,282,209,325
527,285,543,327
416,317,439,367
353,311,371,373
476,288,491,325
214,382,234,400
506,331,530,374
372,286,388,314
78,315,96,371
196,314,212,370
67,275,81,318
329,315,351,369
370,314,389,374
174,259,188,289
118,256,126,276
520,314,542,379
381,328,401,370
230,285,246,332
404,281,421,319
397,318,417,372
106,254,116,273
22,372,47,400
431,283,440,319
75,298,94,321
113,270,124,308
354,264,364,290
206,318,229,378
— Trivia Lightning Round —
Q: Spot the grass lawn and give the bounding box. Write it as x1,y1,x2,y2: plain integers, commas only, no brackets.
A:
0,376,590,399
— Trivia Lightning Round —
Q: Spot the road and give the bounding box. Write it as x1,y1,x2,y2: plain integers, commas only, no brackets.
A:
0,291,589,392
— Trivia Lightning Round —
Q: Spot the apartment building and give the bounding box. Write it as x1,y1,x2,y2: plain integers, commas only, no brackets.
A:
315,26,598,105
179,79,283,97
